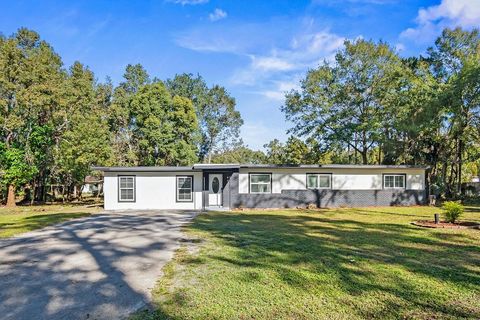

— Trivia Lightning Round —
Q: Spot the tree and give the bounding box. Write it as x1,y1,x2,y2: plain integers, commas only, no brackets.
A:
210,142,266,164
108,64,151,166
283,136,309,164
0,144,37,206
130,82,198,165
120,64,150,94
377,56,442,167
264,139,285,164
166,73,243,163
283,39,400,164
53,62,112,199
428,28,480,195
0,28,64,206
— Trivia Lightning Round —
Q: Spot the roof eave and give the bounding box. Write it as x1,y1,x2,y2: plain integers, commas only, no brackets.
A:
238,164,429,170
91,166,200,172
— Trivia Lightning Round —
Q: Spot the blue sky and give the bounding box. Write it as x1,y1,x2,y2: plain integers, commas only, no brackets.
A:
1,0,479,149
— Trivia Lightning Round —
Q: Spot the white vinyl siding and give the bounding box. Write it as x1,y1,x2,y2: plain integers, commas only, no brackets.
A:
119,176,135,202
238,168,424,193
384,174,405,189
177,176,193,202
307,174,331,189
250,173,272,193
104,172,202,210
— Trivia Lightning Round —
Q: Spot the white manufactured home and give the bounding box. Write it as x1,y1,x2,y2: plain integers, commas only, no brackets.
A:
93,164,428,210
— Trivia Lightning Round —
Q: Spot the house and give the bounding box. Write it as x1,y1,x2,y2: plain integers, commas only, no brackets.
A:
81,175,103,195
92,164,428,210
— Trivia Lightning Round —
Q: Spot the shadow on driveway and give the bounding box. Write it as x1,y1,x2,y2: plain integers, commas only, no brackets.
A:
0,210,196,320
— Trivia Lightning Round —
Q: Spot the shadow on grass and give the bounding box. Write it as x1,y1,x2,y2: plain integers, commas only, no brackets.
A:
154,211,480,319
0,212,91,238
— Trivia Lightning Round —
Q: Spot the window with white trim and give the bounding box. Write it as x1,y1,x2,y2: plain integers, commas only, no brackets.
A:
249,173,271,193
118,176,135,202
383,174,405,189
177,176,193,202
307,174,331,189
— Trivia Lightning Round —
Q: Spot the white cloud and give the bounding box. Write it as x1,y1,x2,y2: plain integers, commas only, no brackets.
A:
313,0,397,4
230,30,344,86
174,20,347,106
261,90,286,101
209,8,227,22
251,56,296,72
175,36,237,53
260,80,302,101
241,121,287,150
167,0,208,5
174,29,240,53
401,0,480,43
173,23,260,53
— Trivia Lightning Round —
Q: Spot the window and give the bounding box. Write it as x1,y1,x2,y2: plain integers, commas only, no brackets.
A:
383,174,405,189
177,176,193,202
118,176,135,202
249,173,271,193
212,177,220,193
307,174,331,189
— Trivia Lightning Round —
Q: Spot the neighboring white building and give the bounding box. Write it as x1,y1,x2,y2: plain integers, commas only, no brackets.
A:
93,164,428,210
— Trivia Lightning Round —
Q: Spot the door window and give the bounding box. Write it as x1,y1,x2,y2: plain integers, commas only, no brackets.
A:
212,177,220,193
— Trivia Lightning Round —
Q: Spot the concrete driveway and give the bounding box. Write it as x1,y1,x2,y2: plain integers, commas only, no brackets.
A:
0,210,197,320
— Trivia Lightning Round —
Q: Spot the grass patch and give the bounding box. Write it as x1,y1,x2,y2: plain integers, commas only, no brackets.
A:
0,204,100,238
143,206,480,319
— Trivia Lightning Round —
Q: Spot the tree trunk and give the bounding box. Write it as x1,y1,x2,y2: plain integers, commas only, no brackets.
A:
441,162,447,190
77,185,83,201
354,133,358,164
30,182,36,205
361,150,368,165
377,144,381,165
96,183,101,202
347,143,351,163
457,138,463,195
6,184,16,207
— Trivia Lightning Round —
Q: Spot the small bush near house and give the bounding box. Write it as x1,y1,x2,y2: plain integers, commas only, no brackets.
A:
442,201,464,223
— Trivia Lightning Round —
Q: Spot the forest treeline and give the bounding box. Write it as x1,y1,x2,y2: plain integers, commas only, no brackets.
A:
1,27,479,206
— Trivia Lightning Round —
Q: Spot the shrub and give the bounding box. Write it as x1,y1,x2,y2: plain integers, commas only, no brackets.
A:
442,201,464,223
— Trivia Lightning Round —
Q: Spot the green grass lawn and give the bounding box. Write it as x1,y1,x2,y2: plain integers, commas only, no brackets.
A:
0,204,100,238
137,206,480,320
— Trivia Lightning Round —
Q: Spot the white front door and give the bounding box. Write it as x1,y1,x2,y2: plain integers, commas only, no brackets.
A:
208,174,222,206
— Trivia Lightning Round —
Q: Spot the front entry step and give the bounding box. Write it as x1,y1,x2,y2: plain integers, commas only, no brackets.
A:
204,206,230,212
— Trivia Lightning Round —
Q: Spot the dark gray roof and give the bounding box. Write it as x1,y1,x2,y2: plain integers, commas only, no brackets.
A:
92,163,428,172
91,166,200,172
240,164,429,169
193,164,240,170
